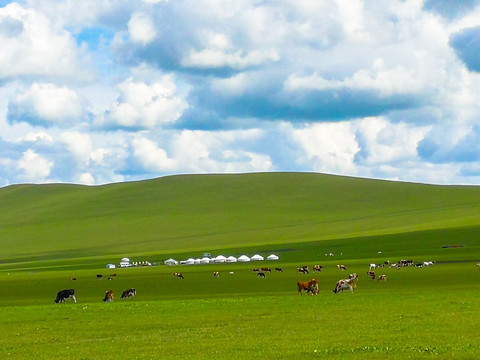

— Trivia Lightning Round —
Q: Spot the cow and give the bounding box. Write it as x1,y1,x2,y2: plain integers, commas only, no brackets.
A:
297,278,319,295
70,278,76,281
275,267,283,273
367,271,376,280
333,279,355,294
261,267,272,273
96,274,103,280
173,272,184,279
297,267,309,274
54,289,76,303
337,264,347,271
257,272,266,278
109,274,117,277
121,288,136,300
369,263,377,271
103,290,114,302
252,268,260,272
212,271,220,278
349,273,358,280
378,274,387,282
313,265,323,272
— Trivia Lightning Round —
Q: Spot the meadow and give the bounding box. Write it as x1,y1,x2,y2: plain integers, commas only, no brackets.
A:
1,173,480,359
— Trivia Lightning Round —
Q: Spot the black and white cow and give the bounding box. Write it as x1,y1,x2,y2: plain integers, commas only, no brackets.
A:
121,288,136,300
54,289,76,303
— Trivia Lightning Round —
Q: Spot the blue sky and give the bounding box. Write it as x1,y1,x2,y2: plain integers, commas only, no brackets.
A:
1,0,480,186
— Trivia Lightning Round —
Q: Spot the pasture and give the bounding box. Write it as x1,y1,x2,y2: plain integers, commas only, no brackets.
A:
1,259,479,359
1,173,480,358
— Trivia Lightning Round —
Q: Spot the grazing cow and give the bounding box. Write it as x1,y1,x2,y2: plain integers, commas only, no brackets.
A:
349,273,358,280
367,271,376,280
261,267,272,273
109,274,117,277
96,274,103,280
275,267,283,273
70,278,76,281
54,289,76,303
333,279,355,294
107,277,112,280
297,278,319,295
378,274,387,282
103,290,114,302
337,264,347,271
415,263,423,268
257,272,266,278
212,271,220,278
313,265,323,272
121,288,136,300
229,272,234,275
173,272,184,279
252,268,260,272
297,267,309,274
369,263,376,271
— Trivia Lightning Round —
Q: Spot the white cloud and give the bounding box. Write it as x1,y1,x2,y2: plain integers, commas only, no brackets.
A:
0,3,90,81
292,122,360,174
9,83,87,127
78,172,95,185
17,149,53,182
98,76,188,129
61,131,92,165
128,12,156,44
132,136,177,172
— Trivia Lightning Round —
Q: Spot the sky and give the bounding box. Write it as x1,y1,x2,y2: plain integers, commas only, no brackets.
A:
1,0,480,186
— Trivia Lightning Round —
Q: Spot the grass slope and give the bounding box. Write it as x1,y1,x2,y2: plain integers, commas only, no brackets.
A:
1,172,480,268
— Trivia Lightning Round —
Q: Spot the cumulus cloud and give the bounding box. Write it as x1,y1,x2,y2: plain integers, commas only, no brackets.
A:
127,12,156,44
0,3,91,81
17,149,53,182
97,75,188,130
8,83,88,127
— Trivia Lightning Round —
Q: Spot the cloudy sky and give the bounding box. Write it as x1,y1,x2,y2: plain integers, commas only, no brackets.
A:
1,0,480,186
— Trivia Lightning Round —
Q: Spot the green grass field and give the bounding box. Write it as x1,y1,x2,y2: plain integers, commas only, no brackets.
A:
1,173,480,359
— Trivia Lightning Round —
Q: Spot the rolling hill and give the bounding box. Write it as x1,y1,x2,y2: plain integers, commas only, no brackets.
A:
1,172,480,268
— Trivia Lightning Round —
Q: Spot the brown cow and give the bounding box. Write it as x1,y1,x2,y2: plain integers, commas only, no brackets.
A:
297,278,319,295
173,272,184,279
313,265,323,272
103,290,114,302
378,274,387,281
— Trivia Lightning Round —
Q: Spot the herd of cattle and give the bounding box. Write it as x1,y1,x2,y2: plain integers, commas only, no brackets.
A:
54,259,439,303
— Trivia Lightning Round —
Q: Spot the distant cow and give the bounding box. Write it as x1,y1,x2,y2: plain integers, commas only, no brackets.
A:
297,279,319,295
275,267,283,273
121,288,136,300
337,264,347,271
96,274,103,280
333,279,355,294
349,273,358,280
103,290,114,302
252,268,260,272
257,272,266,278
212,271,220,278
378,274,387,282
297,267,309,274
261,267,272,273
54,289,76,303
70,278,76,281
173,272,184,279
313,265,323,272
367,271,376,280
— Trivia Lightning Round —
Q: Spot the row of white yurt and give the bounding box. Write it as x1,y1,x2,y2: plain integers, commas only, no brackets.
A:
165,254,279,266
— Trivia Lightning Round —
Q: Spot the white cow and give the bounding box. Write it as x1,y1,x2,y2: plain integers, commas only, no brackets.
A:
333,279,356,294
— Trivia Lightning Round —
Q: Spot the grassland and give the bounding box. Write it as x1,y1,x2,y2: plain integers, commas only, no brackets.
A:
1,173,480,359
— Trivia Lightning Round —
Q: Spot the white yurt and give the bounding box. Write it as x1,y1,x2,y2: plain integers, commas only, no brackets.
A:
185,258,196,265
267,254,279,261
120,257,131,267
226,256,237,263
200,257,211,264
164,258,178,266
194,258,201,264
251,254,264,261
214,255,227,263
237,255,251,262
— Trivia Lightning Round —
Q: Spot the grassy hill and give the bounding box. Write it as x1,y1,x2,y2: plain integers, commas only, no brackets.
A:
1,172,480,269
